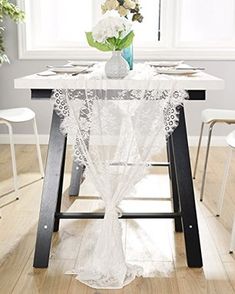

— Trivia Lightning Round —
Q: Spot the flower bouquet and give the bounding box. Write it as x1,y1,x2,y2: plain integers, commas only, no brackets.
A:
86,11,134,79
101,0,143,70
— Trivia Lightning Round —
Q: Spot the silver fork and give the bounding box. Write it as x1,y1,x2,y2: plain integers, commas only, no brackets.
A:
72,64,95,76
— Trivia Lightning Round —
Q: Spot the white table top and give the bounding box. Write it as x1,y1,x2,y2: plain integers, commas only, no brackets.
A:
14,65,224,91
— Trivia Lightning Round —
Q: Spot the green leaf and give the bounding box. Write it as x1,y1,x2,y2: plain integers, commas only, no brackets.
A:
0,0,24,63
117,31,135,50
85,32,112,52
106,37,117,50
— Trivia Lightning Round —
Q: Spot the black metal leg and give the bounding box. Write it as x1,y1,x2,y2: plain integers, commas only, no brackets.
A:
167,139,183,233
33,110,67,268
69,92,90,197
170,106,203,268
69,162,84,196
53,136,67,232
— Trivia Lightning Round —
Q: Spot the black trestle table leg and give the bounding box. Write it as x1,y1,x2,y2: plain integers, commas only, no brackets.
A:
53,136,67,232
33,110,67,268
69,92,90,197
170,106,203,268
69,162,84,196
167,139,183,233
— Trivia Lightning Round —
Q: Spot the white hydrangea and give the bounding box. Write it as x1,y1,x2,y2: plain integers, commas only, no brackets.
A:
92,10,132,44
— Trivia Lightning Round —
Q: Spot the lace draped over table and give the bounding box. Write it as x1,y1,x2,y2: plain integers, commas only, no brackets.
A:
52,64,188,289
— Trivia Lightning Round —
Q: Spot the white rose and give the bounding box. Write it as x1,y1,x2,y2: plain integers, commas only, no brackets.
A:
105,0,119,10
101,4,108,13
118,6,129,16
123,0,136,9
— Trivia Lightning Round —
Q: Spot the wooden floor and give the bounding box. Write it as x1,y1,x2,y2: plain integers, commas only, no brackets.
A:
0,144,235,294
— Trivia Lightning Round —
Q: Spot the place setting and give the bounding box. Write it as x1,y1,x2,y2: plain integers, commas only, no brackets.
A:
37,61,96,77
147,61,205,76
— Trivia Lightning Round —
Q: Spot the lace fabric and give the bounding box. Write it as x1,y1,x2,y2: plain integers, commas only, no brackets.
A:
52,64,188,289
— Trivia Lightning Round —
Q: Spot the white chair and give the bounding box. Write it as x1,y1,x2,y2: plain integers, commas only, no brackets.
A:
216,130,235,253
193,109,235,201
0,108,44,199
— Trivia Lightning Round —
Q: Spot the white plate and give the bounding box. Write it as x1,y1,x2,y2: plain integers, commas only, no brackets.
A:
68,60,96,66
37,71,57,77
147,61,183,67
156,68,199,75
49,65,89,74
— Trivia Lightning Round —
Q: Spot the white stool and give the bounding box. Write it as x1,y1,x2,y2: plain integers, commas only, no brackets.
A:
0,108,44,199
216,130,235,253
193,109,235,201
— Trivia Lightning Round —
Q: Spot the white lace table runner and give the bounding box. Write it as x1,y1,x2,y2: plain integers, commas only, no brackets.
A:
52,63,188,289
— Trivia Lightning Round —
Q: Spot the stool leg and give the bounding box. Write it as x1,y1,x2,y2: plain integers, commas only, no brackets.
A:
200,122,215,201
193,122,204,179
33,117,44,178
216,147,233,217
229,216,235,253
6,122,19,199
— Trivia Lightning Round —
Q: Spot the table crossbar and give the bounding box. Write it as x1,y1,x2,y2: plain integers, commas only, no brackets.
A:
55,212,182,219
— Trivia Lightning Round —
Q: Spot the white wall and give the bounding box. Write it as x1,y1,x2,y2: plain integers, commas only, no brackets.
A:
0,17,235,141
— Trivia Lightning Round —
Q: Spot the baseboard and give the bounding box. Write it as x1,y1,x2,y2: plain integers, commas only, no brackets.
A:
188,136,227,146
0,134,228,146
0,134,49,145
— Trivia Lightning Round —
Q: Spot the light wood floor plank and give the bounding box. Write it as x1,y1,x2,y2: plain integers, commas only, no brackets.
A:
0,228,35,294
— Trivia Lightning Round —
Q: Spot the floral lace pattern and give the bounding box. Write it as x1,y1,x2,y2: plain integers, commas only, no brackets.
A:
52,64,188,289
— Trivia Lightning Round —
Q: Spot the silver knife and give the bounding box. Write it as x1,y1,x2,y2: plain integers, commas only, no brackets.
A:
176,67,205,70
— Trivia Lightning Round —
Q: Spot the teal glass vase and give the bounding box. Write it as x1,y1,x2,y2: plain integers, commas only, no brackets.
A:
122,44,133,70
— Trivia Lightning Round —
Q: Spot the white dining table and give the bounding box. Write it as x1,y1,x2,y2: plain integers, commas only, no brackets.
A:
15,69,223,90
14,65,224,270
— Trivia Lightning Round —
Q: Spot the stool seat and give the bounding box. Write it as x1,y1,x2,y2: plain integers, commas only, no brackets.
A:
0,108,35,123
226,130,235,148
0,108,44,208
201,109,235,124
